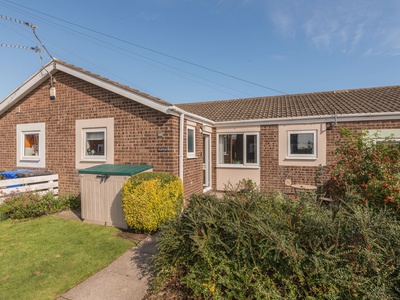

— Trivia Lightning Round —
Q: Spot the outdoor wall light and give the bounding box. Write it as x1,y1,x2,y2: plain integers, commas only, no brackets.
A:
49,86,56,100
157,132,163,138
326,122,337,130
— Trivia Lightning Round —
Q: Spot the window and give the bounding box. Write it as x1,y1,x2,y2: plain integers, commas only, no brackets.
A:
218,133,259,166
83,128,106,160
375,138,400,145
16,123,46,168
187,126,196,158
287,130,316,158
76,118,114,169
23,133,40,157
367,129,400,145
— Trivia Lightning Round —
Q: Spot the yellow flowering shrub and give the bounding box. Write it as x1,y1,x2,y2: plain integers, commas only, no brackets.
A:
121,172,184,233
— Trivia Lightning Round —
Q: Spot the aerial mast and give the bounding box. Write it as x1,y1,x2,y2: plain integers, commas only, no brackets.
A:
0,14,55,99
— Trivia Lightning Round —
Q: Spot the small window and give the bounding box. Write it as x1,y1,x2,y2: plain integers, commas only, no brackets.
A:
287,131,316,158
187,126,196,158
17,123,46,168
218,133,259,166
375,138,400,145
245,134,258,164
83,128,106,160
23,133,40,157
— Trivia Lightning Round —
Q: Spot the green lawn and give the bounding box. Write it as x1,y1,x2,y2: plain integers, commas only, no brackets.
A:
0,216,136,300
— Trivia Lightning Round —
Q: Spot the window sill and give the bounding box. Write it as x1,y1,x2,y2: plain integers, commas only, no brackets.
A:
80,158,107,163
187,155,198,159
217,164,260,169
285,156,317,161
21,157,41,162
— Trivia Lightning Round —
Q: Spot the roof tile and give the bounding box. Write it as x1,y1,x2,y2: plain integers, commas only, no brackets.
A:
176,86,400,122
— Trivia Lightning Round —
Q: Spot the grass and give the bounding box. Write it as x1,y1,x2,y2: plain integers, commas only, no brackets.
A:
0,216,137,300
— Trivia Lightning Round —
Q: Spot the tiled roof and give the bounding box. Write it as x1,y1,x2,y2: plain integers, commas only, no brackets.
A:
176,86,400,122
53,58,172,106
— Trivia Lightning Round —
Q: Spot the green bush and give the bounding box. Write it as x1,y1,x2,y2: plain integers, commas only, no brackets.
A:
152,190,400,299
325,128,400,213
1,191,80,219
121,172,184,233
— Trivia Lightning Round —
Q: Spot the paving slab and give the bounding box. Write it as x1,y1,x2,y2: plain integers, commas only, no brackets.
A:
57,233,157,300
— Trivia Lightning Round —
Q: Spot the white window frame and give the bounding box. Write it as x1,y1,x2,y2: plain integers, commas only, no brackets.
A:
217,132,260,167
187,125,196,158
16,123,46,168
374,138,400,147
287,130,317,159
76,118,114,169
82,128,107,161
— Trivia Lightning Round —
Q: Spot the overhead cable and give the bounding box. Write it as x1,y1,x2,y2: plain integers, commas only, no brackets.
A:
0,13,54,85
3,0,287,95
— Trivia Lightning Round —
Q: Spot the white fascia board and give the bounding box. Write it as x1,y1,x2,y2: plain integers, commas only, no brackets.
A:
0,64,55,116
167,106,215,125
54,63,171,114
214,112,400,128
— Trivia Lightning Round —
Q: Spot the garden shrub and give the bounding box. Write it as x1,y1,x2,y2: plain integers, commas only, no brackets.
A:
152,189,400,299
121,172,184,233
325,127,400,213
1,191,80,219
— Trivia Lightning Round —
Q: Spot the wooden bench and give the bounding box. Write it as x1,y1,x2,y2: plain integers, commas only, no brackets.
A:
0,174,58,203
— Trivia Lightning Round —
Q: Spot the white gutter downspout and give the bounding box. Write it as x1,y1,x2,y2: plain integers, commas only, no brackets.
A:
168,107,185,181
178,111,184,181
168,106,214,181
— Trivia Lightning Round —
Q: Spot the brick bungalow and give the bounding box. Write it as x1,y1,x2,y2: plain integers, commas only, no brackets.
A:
1,59,399,197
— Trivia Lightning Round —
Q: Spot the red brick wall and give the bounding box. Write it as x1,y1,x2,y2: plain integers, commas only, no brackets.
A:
182,122,204,197
0,72,183,195
259,120,400,194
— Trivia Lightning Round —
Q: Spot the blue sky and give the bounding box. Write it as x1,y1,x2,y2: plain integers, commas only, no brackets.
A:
1,0,400,104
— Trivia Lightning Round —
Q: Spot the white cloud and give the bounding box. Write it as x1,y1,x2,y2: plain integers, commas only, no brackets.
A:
266,0,400,56
271,54,287,61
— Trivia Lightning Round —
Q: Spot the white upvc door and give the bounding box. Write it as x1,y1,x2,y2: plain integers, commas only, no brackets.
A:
203,134,211,191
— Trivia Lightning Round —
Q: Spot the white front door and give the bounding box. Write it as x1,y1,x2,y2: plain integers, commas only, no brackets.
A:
203,134,211,191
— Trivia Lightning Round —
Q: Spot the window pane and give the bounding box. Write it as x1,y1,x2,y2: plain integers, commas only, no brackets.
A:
290,133,314,155
188,128,194,153
85,131,105,156
246,134,257,164
86,132,104,140
24,134,39,156
218,134,243,164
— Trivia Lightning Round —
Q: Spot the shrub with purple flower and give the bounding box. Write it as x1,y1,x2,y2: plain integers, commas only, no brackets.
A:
1,190,80,219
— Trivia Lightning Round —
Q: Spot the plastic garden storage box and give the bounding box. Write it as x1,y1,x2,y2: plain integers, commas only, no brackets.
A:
79,164,153,229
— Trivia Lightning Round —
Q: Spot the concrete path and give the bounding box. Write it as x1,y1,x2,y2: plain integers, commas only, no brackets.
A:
54,211,157,300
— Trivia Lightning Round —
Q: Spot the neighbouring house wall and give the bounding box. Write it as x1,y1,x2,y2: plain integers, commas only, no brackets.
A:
259,120,400,195
213,126,261,192
216,168,260,190
0,71,197,196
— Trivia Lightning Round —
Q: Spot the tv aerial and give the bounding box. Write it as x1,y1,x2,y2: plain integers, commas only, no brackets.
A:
1,14,56,99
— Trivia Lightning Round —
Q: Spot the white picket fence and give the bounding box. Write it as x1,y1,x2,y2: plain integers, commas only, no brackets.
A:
0,174,58,203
